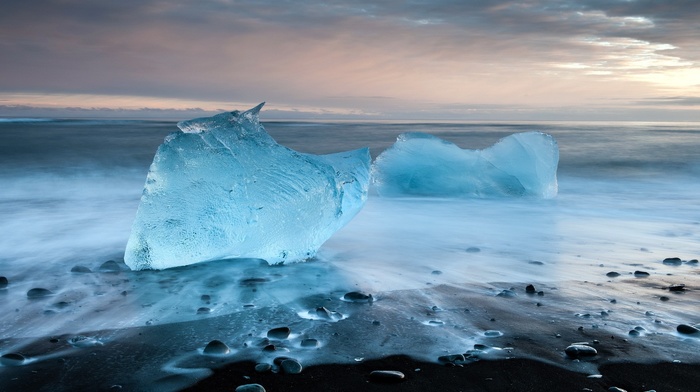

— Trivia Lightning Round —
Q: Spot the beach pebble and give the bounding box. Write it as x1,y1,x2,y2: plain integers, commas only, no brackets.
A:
676,324,700,335
368,370,405,383
201,294,211,302
634,270,650,277
0,276,7,289
660,296,670,301
484,330,503,337
262,345,288,353
431,270,442,275
466,247,481,253
203,340,230,355
99,260,122,272
235,384,266,392
196,307,211,314
70,265,92,273
497,289,516,298
608,387,627,392
662,257,682,265
255,363,272,373
343,291,373,303
267,326,291,340
687,259,698,264
668,284,686,292
525,284,536,293
564,344,597,358
0,353,26,366
606,271,621,278
280,358,303,374
27,288,53,298
301,338,319,347
528,260,544,265
628,329,640,337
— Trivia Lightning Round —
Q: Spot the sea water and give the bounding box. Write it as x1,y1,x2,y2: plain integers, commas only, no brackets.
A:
1,118,699,386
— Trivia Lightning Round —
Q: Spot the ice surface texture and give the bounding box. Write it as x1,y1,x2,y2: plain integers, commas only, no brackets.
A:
372,132,558,198
124,103,370,270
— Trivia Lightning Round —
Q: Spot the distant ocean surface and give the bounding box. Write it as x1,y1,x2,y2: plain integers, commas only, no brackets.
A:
1,117,699,339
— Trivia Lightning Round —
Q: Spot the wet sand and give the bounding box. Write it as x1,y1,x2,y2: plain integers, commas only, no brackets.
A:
1,262,699,391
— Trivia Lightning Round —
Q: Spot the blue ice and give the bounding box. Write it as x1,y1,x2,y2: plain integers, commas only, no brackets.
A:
124,103,370,270
371,132,558,198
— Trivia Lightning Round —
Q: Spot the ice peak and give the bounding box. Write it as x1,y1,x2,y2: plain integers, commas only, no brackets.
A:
176,102,266,135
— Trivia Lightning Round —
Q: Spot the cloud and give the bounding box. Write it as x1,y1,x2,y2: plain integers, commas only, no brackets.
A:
0,1,698,119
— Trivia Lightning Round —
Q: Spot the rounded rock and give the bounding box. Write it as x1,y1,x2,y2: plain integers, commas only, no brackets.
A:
27,288,53,298
203,340,230,355
343,291,373,303
634,271,650,277
677,324,700,335
70,265,92,273
668,284,686,292
280,358,303,374
0,276,8,289
254,363,272,373
368,370,405,383
565,344,598,359
608,387,628,392
662,257,682,266
300,338,319,348
606,272,621,278
235,384,266,392
267,326,291,340
196,307,211,314
0,353,26,366
99,260,122,272
525,284,536,294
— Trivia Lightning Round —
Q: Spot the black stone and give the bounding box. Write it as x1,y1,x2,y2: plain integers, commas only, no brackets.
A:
368,370,405,383
254,363,272,373
99,260,122,272
300,338,318,348
660,296,670,301
677,324,700,335
196,307,211,314
203,340,230,355
663,257,683,265
606,271,621,278
466,247,481,253
267,326,291,340
564,344,597,358
0,276,7,289
280,358,303,374
0,353,26,366
27,288,53,298
669,284,686,292
70,265,92,273
235,384,266,392
343,291,373,303
525,284,536,294
634,270,650,277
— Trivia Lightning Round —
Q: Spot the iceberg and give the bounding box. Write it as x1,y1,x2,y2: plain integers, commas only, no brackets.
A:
371,131,558,198
124,103,370,270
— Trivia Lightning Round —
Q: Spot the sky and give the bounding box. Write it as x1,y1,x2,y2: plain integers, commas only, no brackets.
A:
1,0,699,120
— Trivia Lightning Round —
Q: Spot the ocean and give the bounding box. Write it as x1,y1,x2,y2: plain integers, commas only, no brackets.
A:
1,117,699,389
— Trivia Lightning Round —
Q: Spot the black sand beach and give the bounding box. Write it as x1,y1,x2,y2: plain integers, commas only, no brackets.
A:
2,260,698,392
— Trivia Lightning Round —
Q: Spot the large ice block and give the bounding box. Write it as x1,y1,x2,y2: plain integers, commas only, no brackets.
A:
371,131,558,198
124,103,370,270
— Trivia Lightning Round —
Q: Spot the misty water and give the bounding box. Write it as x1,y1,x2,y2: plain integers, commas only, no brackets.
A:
1,118,699,389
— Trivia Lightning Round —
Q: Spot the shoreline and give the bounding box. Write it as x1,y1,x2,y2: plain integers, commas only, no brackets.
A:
184,355,700,392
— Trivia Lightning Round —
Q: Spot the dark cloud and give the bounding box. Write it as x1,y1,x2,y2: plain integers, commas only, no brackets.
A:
0,1,697,119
